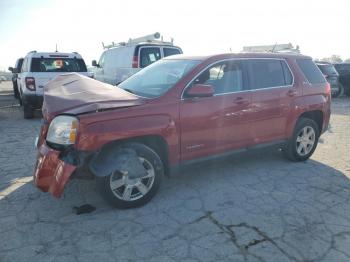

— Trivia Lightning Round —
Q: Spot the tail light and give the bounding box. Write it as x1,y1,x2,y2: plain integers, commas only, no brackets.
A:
325,82,331,96
25,77,36,91
132,56,139,68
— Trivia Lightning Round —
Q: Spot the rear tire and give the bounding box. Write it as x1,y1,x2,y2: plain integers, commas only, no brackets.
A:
95,143,164,209
23,103,34,119
332,84,343,98
343,84,350,97
284,118,320,162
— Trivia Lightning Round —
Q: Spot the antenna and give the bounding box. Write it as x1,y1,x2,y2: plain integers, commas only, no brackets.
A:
55,44,58,52
271,42,277,53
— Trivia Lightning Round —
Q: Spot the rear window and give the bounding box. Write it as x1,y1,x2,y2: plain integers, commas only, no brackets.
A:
30,58,87,73
140,47,161,68
334,64,350,74
296,59,326,84
246,59,292,89
317,64,338,75
164,48,181,57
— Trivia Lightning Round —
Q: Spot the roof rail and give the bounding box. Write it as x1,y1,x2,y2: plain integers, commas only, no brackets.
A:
102,32,174,50
314,60,332,64
27,50,37,54
242,43,300,54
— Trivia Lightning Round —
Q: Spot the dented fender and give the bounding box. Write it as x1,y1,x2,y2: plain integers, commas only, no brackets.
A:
89,145,148,179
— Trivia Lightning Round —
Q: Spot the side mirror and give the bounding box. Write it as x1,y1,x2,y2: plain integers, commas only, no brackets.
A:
12,68,20,73
92,60,98,67
8,67,13,72
186,84,214,98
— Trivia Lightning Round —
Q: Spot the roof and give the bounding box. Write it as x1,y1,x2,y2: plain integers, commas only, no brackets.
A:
26,51,83,59
164,52,311,62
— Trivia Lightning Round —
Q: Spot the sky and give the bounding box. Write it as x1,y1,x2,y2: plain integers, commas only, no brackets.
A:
0,0,349,71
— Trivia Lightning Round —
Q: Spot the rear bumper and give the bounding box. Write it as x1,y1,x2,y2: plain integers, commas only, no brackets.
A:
33,142,76,198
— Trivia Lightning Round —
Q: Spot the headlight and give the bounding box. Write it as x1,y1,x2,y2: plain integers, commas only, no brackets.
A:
46,115,78,145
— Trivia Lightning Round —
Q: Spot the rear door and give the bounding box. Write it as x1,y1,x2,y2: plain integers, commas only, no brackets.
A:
244,58,295,143
17,57,29,93
30,57,88,95
180,60,252,161
139,46,161,68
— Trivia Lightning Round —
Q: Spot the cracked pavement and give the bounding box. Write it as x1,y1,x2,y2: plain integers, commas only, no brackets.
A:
1,81,350,262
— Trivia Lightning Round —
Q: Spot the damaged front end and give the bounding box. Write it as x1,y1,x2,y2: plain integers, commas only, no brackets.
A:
33,114,91,198
33,143,78,197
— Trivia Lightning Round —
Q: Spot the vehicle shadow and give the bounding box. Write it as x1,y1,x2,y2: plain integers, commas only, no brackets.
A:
1,142,350,260
1,148,349,218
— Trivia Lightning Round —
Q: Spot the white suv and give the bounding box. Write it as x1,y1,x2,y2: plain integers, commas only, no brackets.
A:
16,51,90,118
91,32,183,85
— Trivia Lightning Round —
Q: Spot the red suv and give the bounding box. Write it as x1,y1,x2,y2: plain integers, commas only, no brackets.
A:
33,53,331,208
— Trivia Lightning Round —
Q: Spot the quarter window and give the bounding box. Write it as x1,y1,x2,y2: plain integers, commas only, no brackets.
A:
296,59,326,84
246,59,288,89
192,61,243,94
140,47,161,68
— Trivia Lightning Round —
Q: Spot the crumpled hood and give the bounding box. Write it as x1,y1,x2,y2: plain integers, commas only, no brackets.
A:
42,73,146,117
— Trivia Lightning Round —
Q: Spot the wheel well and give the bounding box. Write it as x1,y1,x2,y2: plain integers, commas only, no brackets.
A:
299,110,323,132
103,135,170,176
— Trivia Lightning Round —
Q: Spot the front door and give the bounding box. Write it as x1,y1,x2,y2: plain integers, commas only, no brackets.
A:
180,60,252,161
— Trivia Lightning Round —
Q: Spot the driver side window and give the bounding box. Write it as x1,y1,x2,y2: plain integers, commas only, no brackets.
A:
193,61,243,95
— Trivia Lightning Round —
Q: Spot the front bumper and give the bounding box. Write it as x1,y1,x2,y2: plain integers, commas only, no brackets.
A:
33,142,76,198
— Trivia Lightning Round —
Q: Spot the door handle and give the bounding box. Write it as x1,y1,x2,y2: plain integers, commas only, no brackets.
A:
233,97,248,105
287,90,297,97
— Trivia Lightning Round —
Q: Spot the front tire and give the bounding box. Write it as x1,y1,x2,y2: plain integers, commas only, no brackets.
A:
13,82,19,99
95,143,164,209
284,118,320,162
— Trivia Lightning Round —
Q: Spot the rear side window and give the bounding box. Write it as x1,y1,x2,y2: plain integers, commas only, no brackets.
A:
281,61,293,85
163,48,181,57
246,59,290,89
296,59,326,84
140,47,161,68
30,58,87,72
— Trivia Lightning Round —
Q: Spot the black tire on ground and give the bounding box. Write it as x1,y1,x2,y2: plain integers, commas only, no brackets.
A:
284,117,320,162
343,84,350,97
332,83,343,98
95,143,164,209
18,90,23,106
23,103,34,119
13,82,19,99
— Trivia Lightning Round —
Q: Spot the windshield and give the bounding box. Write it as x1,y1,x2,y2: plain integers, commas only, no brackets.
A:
119,59,200,98
318,64,338,75
31,58,87,72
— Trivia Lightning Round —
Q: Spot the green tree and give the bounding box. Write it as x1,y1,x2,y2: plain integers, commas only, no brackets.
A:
320,55,343,63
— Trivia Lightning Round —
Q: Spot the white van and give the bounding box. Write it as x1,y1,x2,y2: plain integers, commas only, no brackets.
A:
91,33,183,85
15,51,91,118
